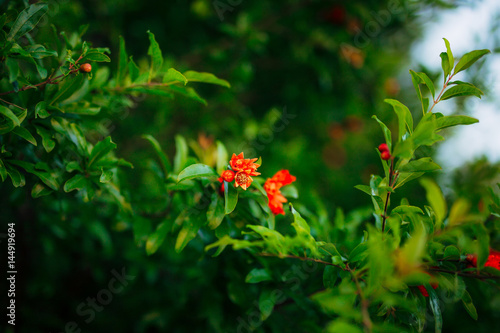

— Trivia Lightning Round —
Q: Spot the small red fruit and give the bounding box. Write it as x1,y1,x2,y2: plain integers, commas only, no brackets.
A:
378,143,389,153
79,63,92,73
221,170,235,182
381,151,391,160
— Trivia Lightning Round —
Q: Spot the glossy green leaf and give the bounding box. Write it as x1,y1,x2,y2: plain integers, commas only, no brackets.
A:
177,163,217,183
31,182,53,198
440,84,483,101
323,266,338,288
183,70,230,88
428,286,443,333
142,134,171,176
63,174,87,192
224,181,238,214
146,220,170,255
24,44,57,59
384,99,413,140
175,215,204,253
391,205,424,215
35,125,55,153
290,204,311,233
207,193,225,229
100,169,113,183
454,49,490,75
35,101,49,118
7,3,48,41
8,160,58,190
88,137,117,169
49,74,86,105
117,36,128,84
245,268,272,283
80,50,111,63
443,38,454,71
0,159,7,182
168,85,207,105
440,52,451,81
163,68,187,85
173,135,188,173
398,158,441,173
147,31,163,78
6,165,25,187
448,198,471,226
12,126,37,146
461,290,478,320
0,104,21,128
372,115,392,151
420,178,446,229
435,115,478,130
128,56,140,82
216,141,228,175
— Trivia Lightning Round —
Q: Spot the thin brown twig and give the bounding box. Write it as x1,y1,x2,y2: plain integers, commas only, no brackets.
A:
257,252,348,271
0,97,25,110
351,267,373,333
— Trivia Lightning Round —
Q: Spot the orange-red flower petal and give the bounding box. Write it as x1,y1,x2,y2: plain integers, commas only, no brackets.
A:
264,169,296,215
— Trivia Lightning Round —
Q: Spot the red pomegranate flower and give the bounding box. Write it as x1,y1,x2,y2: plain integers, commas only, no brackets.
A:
229,153,261,176
467,248,500,270
264,170,296,215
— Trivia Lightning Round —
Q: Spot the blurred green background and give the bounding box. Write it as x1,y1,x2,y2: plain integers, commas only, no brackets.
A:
2,0,500,332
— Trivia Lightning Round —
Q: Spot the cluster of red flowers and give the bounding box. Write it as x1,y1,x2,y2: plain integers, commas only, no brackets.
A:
466,248,500,270
264,170,296,215
218,153,261,191
378,143,391,161
218,153,296,215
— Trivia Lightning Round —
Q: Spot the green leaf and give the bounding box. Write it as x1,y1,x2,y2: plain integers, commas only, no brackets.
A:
88,137,117,169
173,135,188,173
435,115,478,130
7,3,48,41
128,56,140,82
394,171,423,189
443,38,454,71
398,158,441,173
224,181,238,214
146,220,170,255
79,50,111,63
0,159,7,182
147,31,163,79
183,71,231,88
391,205,424,215
63,174,87,192
420,178,447,229
372,115,392,151
428,286,443,333
175,215,204,253
290,204,311,233
100,169,113,183
216,141,228,175
24,44,57,59
440,84,483,101
163,68,187,85
168,85,207,105
177,163,217,183
454,49,490,75
461,290,478,320
49,74,86,105
440,52,451,82
12,126,37,146
323,266,338,288
31,182,53,198
448,198,471,226
117,36,128,84
6,165,25,187
142,134,171,176
8,160,58,190
0,104,21,128
207,193,225,229
35,101,50,118
384,99,413,141
35,126,55,153
245,268,272,283
66,161,83,173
